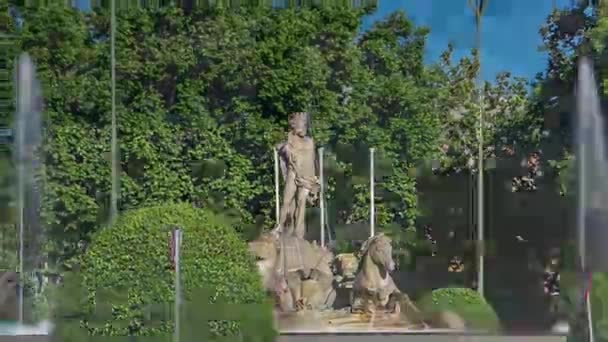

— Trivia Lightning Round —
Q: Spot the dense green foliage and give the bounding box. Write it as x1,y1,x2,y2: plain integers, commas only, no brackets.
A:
587,5,608,335
535,4,608,341
589,274,608,341
2,3,544,269
52,203,274,339
417,287,501,332
4,0,607,338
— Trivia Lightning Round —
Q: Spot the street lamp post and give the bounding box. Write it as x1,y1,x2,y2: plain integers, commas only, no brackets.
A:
468,0,488,298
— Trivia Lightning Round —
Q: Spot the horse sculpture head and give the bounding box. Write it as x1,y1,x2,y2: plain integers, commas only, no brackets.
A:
0,271,18,321
358,233,396,274
249,232,279,258
248,233,280,288
309,241,335,275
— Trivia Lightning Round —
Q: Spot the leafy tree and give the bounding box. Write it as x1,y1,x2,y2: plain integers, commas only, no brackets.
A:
0,1,18,259
533,4,608,341
431,47,544,176
11,5,452,266
9,2,545,278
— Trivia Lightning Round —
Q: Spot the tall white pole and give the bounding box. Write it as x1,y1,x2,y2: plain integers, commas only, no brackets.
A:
17,166,23,323
16,114,24,324
274,148,280,225
587,278,595,342
370,148,375,237
469,0,487,300
318,147,325,248
475,7,485,300
577,103,594,342
15,55,28,324
173,229,182,342
477,91,485,298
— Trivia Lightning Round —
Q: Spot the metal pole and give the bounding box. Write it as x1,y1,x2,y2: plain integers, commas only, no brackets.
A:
318,147,325,248
578,138,586,290
467,0,490,301
470,0,486,298
174,229,182,342
578,131,595,342
370,148,375,237
274,147,280,224
109,0,118,225
587,284,595,342
477,94,485,298
17,180,23,323
15,56,26,324
17,128,23,324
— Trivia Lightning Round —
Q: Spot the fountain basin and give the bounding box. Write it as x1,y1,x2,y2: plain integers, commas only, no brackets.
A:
0,320,53,336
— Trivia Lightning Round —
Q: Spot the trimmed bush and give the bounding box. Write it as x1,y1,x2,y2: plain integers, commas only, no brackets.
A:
417,287,501,332
561,272,608,342
54,203,275,340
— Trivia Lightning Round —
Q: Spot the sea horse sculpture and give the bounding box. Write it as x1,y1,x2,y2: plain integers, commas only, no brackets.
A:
352,233,467,329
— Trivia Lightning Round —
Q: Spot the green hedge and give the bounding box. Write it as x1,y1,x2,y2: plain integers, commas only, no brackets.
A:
53,203,275,341
417,287,501,332
561,272,608,342
587,273,608,342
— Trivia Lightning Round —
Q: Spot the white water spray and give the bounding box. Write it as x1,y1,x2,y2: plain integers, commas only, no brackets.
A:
14,53,43,324
575,56,608,342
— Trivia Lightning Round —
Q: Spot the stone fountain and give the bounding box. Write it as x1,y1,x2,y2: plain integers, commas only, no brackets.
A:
248,112,467,333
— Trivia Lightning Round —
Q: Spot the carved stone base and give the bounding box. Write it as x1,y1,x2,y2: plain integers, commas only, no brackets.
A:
276,308,430,332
